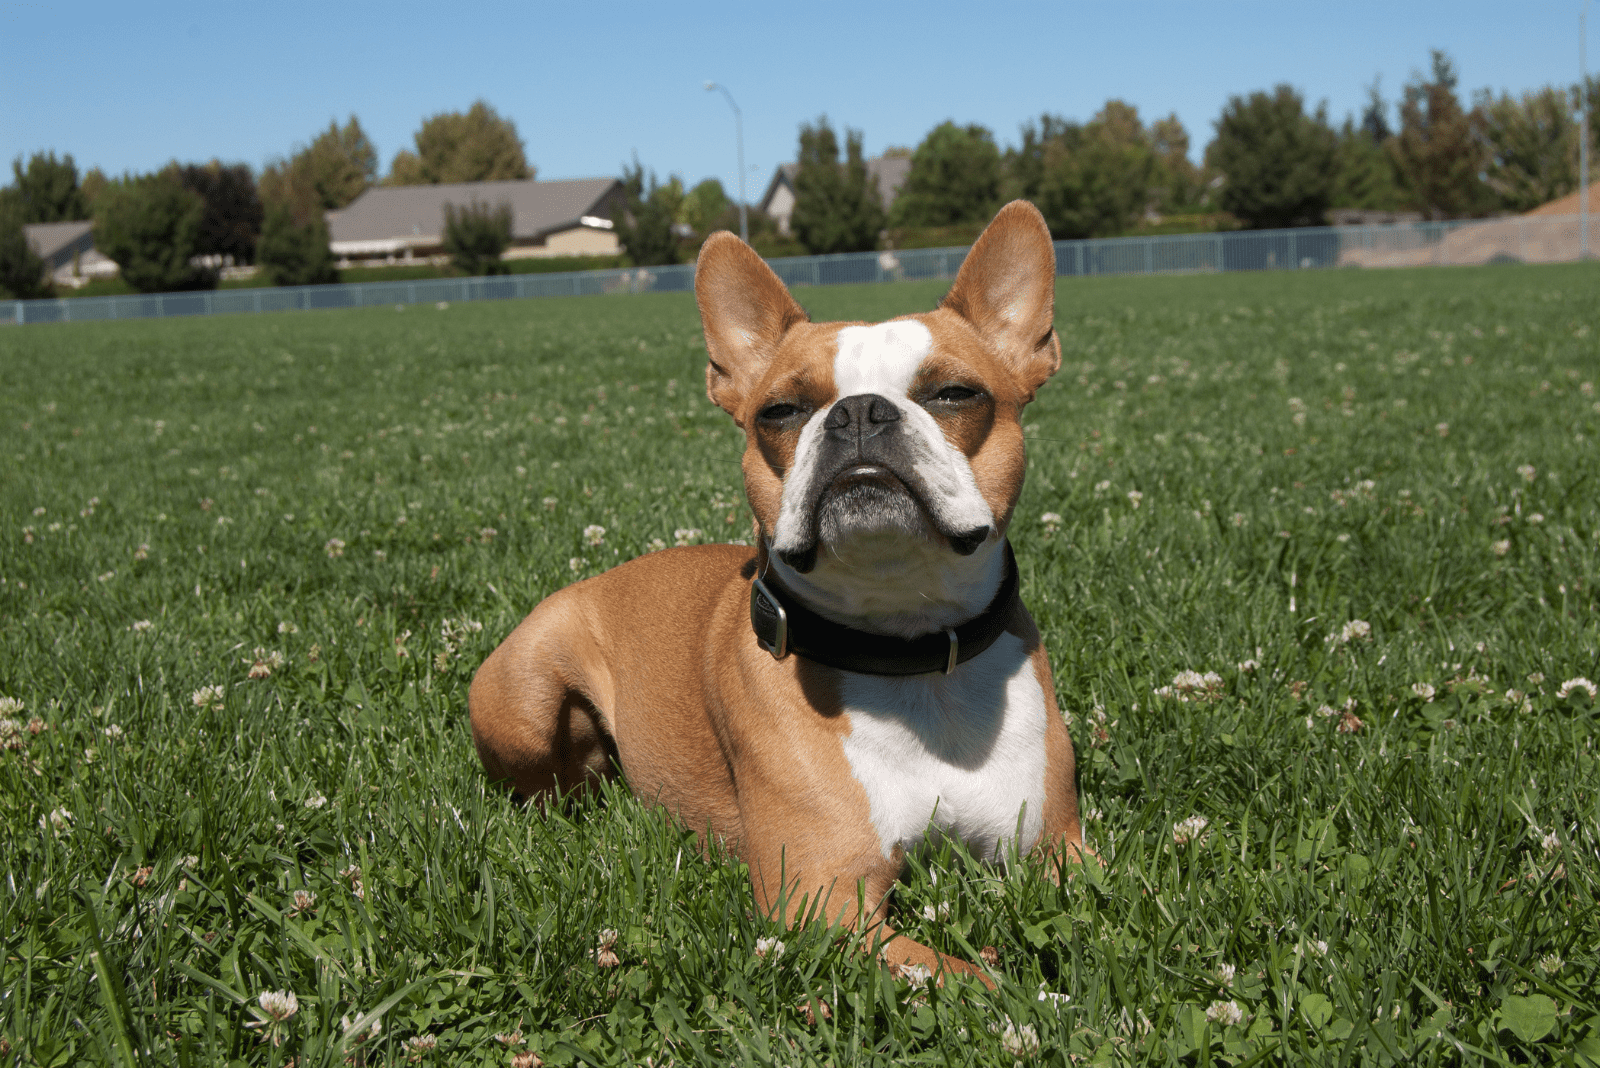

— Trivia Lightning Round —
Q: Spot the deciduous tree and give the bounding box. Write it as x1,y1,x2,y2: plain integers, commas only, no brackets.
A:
259,117,377,223
1474,86,1579,212
1390,52,1493,218
443,199,513,275
889,121,1001,227
790,116,883,254
171,161,264,264
1333,82,1405,211
1207,85,1339,228
92,173,214,292
679,178,729,236
387,101,532,185
1021,102,1155,239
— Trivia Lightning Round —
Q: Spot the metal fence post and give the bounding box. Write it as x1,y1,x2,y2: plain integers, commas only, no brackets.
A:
1289,232,1297,268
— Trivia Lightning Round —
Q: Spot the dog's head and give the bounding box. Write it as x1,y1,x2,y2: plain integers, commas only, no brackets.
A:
695,201,1060,628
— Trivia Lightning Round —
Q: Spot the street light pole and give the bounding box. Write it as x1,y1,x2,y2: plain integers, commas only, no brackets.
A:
704,81,749,244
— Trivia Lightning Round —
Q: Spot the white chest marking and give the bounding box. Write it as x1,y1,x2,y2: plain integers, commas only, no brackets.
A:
838,631,1048,864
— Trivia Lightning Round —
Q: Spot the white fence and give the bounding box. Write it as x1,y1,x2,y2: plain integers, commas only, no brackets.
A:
3,213,1594,327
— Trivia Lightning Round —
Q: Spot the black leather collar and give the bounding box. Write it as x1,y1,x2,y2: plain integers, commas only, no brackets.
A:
749,542,1020,676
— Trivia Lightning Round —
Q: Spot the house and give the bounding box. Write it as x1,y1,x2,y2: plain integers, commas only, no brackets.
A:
23,220,120,287
324,177,626,265
758,155,912,237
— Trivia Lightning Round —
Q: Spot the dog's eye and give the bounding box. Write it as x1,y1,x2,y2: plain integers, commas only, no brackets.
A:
933,385,981,403
757,402,804,423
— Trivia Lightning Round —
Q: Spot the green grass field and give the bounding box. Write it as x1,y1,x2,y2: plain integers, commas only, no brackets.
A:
2,262,1598,1067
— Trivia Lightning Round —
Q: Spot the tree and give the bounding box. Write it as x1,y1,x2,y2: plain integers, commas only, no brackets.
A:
1005,114,1079,201
443,199,513,275
1333,82,1405,210
387,101,532,185
1390,52,1493,218
9,151,89,223
615,159,681,266
1023,102,1156,239
92,173,214,292
171,161,264,264
1207,85,1339,228
679,178,729,236
888,121,1001,227
1474,86,1579,212
1148,113,1202,212
259,116,377,223
0,197,51,299
790,116,883,254
255,203,337,286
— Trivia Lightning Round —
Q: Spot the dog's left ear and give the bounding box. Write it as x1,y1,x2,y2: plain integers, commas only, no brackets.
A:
695,232,810,421
939,200,1061,400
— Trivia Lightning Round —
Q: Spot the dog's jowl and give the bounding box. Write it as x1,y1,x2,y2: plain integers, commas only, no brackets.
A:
470,200,1085,983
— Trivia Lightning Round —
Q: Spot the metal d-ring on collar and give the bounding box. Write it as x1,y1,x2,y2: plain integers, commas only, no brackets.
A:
748,542,1020,677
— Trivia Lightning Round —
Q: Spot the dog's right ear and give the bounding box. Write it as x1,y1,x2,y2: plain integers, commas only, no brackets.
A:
695,232,810,421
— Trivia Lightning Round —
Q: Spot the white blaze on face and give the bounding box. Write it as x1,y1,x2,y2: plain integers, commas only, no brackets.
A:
772,320,994,556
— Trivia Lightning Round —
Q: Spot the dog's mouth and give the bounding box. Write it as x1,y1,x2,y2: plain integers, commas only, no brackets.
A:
775,462,991,573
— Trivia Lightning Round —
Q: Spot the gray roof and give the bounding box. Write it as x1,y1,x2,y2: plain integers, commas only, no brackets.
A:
24,220,96,266
325,177,623,244
759,156,910,214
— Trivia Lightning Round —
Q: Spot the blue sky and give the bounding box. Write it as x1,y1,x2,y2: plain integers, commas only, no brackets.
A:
2,0,1591,202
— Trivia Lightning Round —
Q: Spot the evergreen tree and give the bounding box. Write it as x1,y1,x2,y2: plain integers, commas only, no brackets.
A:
8,151,88,223
0,197,51,299
255,203,337,286
92,173,214,292
790,116,883,254
615,159,681,266
442,199,513,275
1207,85,1339,228
888,121,1001,227
387,101,532,185
1475,86,1579,212
1391,52,1494,218
1333,85,1404,210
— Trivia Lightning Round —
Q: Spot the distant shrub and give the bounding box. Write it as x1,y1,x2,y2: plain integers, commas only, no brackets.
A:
255,203,337,286
92,174,215,292
443,200,513,276
0,197,52,298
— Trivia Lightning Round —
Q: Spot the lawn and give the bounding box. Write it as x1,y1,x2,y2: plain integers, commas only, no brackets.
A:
1,262,1597,1066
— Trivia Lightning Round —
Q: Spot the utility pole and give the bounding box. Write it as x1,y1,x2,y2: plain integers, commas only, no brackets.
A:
1582,3,1591,259
704,82,749,244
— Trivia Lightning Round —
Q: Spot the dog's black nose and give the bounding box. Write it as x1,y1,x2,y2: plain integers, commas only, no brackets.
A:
823,393,901,433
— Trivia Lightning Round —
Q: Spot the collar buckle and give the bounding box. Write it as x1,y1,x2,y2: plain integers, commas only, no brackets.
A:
751,575,789,660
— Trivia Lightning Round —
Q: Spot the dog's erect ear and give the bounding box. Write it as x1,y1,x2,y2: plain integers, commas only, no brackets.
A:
695,232,810,419
939,200,1061,399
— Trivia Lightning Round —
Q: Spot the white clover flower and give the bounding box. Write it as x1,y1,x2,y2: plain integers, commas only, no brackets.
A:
192,685,226,711
1231,512,1247,527
920,901,951,922
1158,670,1224,702
290,889,316,914
304,794,327,809
542,496,558,511
257,989,298,1022
1173,815,1209,845
1094,480,1111,493
583,524,606,546
1517,464,1536,483
648,537,667,552
1236,659,1259,674
1557,677,1597,700
1539,953,1563,975
1126,490,1144,508
103,724,124,740
324,537,346,558
993,1018,1040,1057
754,936,785,960
1435,422,1449,437
1037,990,1070,1007
41,807,73,836
1491,539,1511,556
673,527,702,547
1411,682,1436,702
593,928,620,967
131,619,153,632
1541,831,1560,853
899,963,933,990
1206,1000,1244,1026
405,1034,438,1053
0,697,22,716
341,1014,383,1042
1339,620,1371,643
1215,962,1236,986
568,557,583,572
1309,939,1329,957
